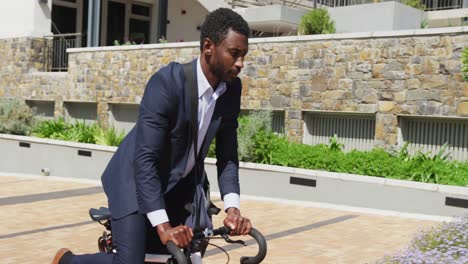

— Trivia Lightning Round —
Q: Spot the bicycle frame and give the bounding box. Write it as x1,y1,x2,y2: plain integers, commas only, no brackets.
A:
89,207,267,264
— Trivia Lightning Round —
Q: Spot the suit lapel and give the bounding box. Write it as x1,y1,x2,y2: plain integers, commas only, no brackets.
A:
183,59,198,155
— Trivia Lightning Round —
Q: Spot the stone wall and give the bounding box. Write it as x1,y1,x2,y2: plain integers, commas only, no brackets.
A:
66,46,200,123
244,32,468,146
1,28,467,149
0,37,67,116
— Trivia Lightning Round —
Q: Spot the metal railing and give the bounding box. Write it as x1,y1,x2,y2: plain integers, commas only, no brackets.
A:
422,0,463,10
229,0,464,11
43,33,82,72
228,0,314,9
316,0,463,10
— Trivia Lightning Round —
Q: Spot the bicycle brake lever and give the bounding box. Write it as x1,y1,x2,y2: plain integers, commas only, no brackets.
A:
221,234,247,246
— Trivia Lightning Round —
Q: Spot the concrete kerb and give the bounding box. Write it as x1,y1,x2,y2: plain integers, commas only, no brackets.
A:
1,134,467,219
204,158,468,219
0,171,102,186
0,172,456,223
206,158,466,194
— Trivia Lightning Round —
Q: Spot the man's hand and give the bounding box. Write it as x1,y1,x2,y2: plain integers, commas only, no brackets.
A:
223,208,252,236
156,222,193,248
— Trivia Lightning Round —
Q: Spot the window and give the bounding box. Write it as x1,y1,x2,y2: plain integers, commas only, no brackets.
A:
132,4,150,16
103,0,152,45
129,19,150,44
49,0,83,71
129,2,151,44
303,112,376,151
106,1,126,45
399,116,468,161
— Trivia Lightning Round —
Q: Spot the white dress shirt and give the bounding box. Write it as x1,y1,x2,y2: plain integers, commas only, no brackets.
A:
147,58,240,227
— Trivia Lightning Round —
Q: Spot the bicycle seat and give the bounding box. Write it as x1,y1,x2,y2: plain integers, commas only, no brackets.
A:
89,207,111,221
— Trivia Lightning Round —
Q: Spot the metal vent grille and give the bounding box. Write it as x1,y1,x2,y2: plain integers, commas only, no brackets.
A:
399,116,468,161
303,112,376,151
240,110,285,134
109,104,139,133
26,100,55,119
272,111,285,134
63,102,97,124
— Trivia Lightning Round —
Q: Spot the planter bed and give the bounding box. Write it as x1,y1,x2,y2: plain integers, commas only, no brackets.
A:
1,134,466,218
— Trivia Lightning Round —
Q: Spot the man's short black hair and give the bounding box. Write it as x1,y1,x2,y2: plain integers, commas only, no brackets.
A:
200,8,250,50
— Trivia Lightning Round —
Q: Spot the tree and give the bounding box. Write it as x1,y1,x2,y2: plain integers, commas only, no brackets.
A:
298,8,336,35
402,0,426,10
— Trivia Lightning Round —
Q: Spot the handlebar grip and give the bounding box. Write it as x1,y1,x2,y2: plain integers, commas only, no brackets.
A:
240,227,267,264
166,241,187,264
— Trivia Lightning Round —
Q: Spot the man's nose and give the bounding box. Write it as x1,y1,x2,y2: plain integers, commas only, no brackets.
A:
235,57,244,69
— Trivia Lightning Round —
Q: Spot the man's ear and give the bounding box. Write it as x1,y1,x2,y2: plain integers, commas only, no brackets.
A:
202,38,214,56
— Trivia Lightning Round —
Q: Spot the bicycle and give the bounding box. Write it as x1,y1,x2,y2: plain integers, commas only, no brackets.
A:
89,207,267,264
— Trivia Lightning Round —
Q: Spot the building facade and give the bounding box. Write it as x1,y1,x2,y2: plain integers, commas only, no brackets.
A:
0,1,467,160
0,27,467,160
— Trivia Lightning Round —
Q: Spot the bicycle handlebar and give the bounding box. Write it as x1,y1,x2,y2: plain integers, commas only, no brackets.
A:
166,241,187,264
166,226,267,264
240,227,267,264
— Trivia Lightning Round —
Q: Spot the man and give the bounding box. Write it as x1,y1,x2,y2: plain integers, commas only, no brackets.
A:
52,8,252,264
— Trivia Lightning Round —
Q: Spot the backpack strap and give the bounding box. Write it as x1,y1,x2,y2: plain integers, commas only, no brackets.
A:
182,62,202,230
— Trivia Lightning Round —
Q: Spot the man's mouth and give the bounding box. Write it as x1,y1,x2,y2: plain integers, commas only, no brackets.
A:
230,69,240,77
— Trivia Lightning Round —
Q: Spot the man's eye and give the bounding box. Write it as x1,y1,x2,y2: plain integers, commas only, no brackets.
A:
230,51,240,57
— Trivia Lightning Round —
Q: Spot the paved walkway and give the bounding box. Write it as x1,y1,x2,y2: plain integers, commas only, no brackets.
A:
0,174,439,264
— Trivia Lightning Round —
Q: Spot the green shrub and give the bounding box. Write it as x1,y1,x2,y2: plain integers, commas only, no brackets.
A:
298,8,336,35
113,40,136,46
402,0,426,10
33,117,68,138
252,130,289,164
238,129,468,186
237,110,272,161
70,120,98,144
11,109,468,186
34,119,98,143
94,126,125,146
207,138,216,158
462,47,468,81
0,99,36,135
208,110,273,160
33,118,124,146
328,134,344,151
420,18,428,29
202,111,466,186
334,148,402,177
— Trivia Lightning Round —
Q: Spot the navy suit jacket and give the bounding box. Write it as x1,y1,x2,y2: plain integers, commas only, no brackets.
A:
101,59,242,219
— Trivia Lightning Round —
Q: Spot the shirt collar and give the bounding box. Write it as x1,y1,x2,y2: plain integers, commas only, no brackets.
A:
196,57,226,99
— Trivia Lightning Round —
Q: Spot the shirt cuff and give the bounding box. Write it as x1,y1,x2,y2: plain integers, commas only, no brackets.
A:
147,209,169,227
223,193,240,211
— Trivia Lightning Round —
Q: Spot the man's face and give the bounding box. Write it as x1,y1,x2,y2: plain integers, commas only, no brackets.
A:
209,29,248,82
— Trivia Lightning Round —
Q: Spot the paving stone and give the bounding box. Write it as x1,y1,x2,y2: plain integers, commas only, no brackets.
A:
0,175,437,264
